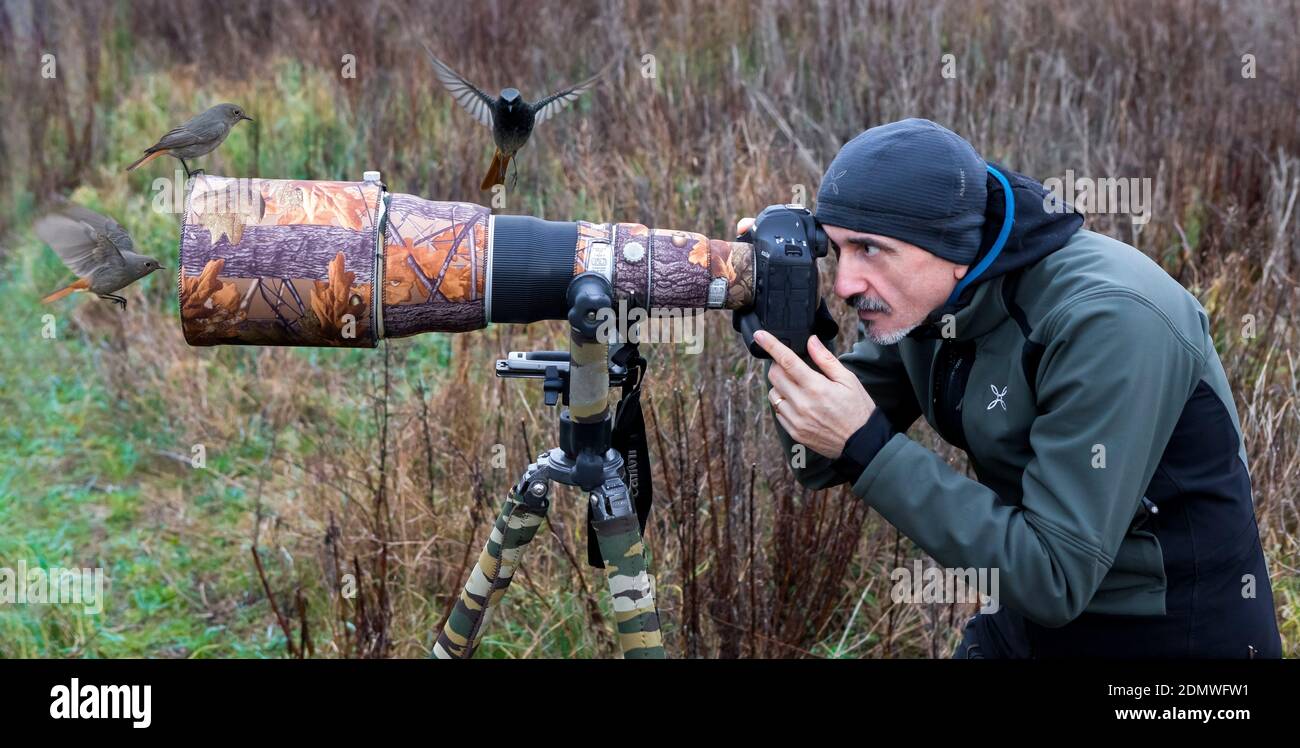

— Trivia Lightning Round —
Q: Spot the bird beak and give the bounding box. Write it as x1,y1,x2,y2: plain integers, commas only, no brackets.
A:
241,115,254,123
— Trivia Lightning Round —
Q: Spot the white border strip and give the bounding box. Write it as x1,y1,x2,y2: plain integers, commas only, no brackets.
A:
484,213,496,323
372,188,388,341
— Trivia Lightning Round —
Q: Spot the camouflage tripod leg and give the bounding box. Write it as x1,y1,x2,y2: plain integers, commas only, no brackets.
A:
591,509,665,658
432,471,549,659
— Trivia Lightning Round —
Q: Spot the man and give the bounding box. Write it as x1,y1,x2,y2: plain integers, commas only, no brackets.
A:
756,118,1282,658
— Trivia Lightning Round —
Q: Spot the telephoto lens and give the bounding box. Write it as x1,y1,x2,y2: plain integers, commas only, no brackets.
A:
178,173,756,347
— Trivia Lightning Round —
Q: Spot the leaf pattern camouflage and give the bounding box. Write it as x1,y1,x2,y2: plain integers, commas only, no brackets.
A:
179,176,383,347
608,222,754,310
180,176,755,346
381,196,490,336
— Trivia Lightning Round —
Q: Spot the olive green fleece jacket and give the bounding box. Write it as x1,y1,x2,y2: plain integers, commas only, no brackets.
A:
770,228,1246,628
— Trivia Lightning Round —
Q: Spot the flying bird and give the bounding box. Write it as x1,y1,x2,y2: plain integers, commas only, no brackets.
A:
35,204,162,309
422,43,610,190
126,103,254,178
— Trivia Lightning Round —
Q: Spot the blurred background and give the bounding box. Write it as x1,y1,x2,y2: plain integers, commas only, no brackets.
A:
0,0,1296,658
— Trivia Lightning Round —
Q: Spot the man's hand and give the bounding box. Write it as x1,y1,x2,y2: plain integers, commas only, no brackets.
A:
755,329,876,460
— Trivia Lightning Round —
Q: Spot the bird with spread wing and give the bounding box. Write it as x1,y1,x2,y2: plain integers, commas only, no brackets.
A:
35,204,162,309
422,42,612,190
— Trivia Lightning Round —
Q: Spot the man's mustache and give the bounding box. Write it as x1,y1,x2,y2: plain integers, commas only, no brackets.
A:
848,294,891,314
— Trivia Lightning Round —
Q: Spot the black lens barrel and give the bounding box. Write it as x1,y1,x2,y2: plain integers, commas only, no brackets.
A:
490,215,579,323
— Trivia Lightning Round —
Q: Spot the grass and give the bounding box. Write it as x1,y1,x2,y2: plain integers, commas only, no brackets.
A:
0,0,1296,658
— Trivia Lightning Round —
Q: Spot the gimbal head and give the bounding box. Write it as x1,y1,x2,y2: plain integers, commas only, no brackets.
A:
494,272,652,568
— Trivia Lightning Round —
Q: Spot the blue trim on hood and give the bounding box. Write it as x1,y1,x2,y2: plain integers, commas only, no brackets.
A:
947,164,1014,305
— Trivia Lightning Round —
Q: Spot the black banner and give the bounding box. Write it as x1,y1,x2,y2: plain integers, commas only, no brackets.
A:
1,658,1290,735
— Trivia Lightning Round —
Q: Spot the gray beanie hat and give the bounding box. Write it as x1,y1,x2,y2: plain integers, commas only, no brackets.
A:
814,118,987,265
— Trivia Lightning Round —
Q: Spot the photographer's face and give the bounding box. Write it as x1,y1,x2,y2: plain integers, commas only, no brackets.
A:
825,225,969,345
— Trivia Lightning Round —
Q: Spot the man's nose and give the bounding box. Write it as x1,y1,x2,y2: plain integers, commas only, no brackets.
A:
833,256,870,302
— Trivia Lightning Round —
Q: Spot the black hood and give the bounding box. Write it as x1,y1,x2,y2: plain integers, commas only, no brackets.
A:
912,162,1084,333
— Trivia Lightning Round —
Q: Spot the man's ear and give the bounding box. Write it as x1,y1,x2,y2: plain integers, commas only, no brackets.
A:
954,264,970,281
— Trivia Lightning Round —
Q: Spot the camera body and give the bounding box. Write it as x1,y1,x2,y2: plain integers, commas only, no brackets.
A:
732,204,830,360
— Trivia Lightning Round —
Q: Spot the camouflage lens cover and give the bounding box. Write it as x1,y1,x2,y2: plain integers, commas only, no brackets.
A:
179,175,383,347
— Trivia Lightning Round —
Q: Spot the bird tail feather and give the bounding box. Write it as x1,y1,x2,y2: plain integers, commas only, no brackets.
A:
126,149,165,172
42,278,90,304
480,150,511,191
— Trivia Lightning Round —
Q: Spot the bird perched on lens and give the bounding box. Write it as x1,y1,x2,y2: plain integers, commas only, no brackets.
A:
35,204,161,309
421,42,610,190
125,103,253,178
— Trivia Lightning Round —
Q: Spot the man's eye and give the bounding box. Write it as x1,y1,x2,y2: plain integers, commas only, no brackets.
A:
863,243,880,256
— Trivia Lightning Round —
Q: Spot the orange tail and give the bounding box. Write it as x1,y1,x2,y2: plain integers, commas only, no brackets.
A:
42,278,90,304
480,150,511,190
126,149,166,172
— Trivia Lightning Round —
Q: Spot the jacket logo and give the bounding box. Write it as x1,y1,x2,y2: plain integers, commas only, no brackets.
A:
987,385,1008,411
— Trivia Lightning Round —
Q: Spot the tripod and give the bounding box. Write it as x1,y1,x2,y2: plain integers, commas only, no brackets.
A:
432,273,665,659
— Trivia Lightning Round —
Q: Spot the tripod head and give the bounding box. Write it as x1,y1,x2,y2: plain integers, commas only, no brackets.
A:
495,272,652,567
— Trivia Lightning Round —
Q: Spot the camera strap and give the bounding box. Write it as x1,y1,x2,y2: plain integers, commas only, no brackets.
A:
586,342,654,567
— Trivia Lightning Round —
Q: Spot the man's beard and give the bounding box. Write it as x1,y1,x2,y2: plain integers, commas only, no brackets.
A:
850,294,918,346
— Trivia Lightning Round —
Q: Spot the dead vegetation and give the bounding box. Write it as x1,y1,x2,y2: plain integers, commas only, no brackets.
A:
2,0,1296,657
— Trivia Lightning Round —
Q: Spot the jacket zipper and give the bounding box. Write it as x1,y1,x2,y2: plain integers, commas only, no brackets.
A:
931,339,976,452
